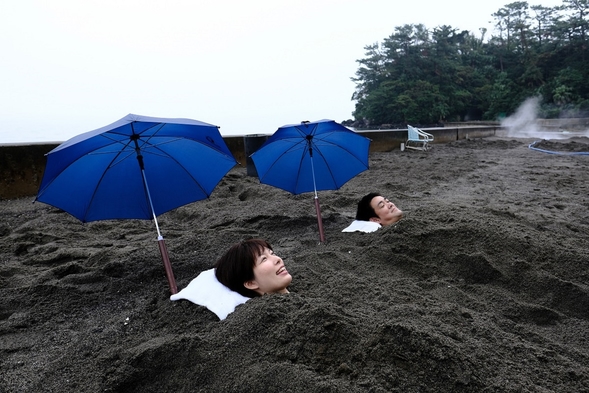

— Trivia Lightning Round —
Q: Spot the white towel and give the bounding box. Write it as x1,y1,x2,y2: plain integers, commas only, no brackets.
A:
342,220,381,233
170,268,250,320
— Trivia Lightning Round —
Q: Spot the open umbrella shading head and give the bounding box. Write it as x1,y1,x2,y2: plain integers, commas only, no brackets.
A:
36,114,238,222
250,119,371,195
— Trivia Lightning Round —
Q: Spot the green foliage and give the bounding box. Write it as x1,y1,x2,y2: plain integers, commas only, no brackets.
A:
351,1,589,127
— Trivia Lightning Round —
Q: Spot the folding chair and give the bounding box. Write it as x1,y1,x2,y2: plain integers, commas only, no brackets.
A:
405,125,434,151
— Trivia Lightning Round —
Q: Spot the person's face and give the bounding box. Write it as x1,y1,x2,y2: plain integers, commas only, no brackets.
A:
369,196,403,226
245,247,292,295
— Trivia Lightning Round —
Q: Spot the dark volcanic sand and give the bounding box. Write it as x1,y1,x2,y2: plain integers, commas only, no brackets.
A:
1,136,588,392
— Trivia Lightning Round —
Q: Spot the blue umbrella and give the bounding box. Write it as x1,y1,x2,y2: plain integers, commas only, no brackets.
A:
36,114,238,294
251,119,370,242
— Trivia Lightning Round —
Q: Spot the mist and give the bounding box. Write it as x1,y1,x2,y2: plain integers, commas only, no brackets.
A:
501,97,589,140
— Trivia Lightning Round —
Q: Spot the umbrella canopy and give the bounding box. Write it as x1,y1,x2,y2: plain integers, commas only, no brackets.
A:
36,113,238,293
251,120,370,195
37,114,237,222
251,119,370,242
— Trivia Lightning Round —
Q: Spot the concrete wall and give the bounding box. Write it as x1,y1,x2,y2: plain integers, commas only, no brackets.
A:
0,143,57,199
356,125,499,150
0,126,499,199
536,118,589,131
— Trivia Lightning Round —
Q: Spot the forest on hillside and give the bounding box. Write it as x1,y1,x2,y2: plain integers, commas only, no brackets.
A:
348,0,589,128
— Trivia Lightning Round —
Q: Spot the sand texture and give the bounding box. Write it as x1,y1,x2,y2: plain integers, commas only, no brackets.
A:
1,136,588,392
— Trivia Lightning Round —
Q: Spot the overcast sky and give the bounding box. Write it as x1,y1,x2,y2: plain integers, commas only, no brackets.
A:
1,0,563,144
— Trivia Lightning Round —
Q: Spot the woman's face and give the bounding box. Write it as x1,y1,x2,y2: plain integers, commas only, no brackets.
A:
245,247,292,295
370,196,403,225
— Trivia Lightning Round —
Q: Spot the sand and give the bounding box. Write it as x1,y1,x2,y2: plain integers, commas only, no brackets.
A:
1,136,588,392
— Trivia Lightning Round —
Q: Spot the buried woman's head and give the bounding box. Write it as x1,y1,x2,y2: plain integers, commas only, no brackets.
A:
214,238,292,298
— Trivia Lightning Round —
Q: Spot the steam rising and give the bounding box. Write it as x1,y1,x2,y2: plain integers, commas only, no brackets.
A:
501,97,542,137
501,97,589,140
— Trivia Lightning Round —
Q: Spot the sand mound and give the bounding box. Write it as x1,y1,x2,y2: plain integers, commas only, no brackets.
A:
1,137,588,392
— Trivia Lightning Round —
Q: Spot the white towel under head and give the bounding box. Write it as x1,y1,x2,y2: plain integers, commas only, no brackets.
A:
170,268,250,320
342,220,381,233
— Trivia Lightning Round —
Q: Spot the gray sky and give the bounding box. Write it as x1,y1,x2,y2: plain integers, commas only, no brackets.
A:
1,0,562,143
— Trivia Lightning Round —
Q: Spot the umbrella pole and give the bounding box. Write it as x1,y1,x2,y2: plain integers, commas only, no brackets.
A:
157,235,178,294
314,196,326,243
139,163,178,295
147,192,178,295
308,145,325,243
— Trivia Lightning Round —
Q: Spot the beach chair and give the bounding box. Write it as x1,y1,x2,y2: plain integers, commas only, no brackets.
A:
405,125,434,151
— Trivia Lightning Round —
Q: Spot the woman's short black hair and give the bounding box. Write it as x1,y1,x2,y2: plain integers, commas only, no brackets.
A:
355,192,381,221
214,238,272,298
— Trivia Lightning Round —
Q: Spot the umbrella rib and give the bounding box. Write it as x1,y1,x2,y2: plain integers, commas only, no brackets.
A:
310,145,339,190
88,149,136,168
138,124,234,157
88,132,141,152
314,143,368,189
86,137,180,159
258,123,317,191
85,133,142,167
317,145,368,190
293,123,319,194
293,125,312,137
314,131,369,162
138,130,237,160
134,138,184,159
256,139,302,180
139,137,235,161
36,137,135,209
295,142,311,195
156,147,211,197
83,138,136,222
138,138,234,198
